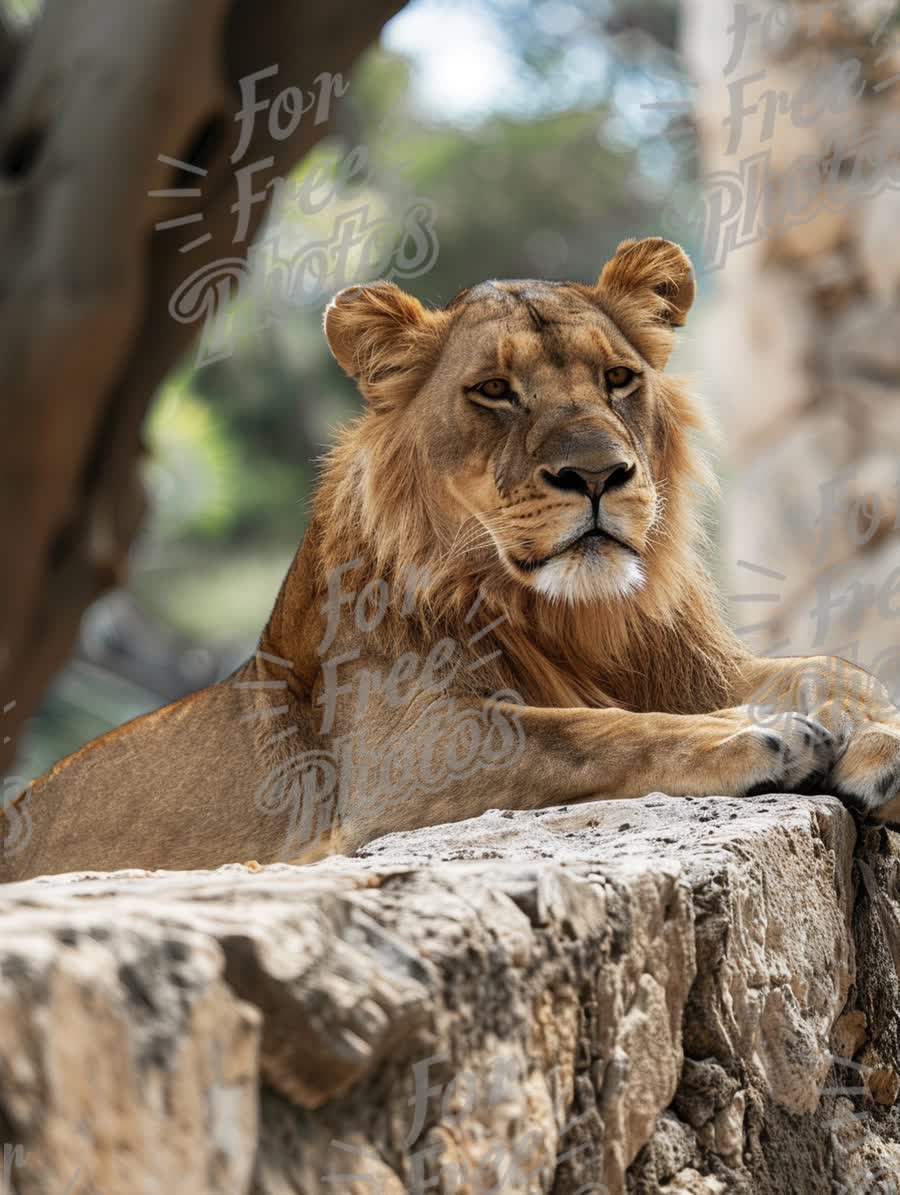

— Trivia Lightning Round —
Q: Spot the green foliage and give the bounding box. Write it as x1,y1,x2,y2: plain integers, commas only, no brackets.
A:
144,375,238,542
1,0,39,21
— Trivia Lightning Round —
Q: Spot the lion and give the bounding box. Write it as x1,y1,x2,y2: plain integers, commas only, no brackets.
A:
3,236,900,883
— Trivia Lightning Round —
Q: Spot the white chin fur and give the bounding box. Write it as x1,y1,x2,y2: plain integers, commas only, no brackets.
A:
532,551,646,605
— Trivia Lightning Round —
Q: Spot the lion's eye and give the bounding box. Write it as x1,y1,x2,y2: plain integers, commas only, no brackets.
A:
605,366,638,390
476,378,514,401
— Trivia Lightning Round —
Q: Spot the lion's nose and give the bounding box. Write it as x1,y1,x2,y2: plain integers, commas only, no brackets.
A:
540,461,635,500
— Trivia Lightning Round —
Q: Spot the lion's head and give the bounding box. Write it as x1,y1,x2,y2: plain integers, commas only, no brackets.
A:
322,238,710,618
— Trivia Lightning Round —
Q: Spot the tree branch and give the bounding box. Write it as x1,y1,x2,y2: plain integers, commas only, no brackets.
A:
0,0,408,771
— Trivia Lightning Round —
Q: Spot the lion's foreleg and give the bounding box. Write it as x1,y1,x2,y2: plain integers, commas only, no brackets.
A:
329,698,840,852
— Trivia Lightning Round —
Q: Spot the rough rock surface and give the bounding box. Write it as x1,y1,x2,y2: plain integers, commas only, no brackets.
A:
1,795,899,1194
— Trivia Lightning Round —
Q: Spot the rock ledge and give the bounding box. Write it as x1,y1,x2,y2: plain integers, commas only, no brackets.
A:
1,795,899,1194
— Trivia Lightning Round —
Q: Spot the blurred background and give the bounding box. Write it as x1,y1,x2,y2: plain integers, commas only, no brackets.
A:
9,0,900,781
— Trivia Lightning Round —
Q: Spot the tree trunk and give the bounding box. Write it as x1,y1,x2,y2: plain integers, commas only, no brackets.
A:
0,0,407,771
679,0,900,702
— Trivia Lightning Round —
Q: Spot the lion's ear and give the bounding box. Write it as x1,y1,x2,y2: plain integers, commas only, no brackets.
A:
323,281,447,411
596,238,696,369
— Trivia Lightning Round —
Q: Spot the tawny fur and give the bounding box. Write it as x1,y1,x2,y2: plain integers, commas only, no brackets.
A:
3,237,900,882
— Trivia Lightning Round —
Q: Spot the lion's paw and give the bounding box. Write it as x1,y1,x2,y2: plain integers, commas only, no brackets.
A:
714,708,836,799
830,720,900,820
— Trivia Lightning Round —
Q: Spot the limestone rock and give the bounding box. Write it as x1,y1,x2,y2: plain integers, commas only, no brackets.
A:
0,795,898,1194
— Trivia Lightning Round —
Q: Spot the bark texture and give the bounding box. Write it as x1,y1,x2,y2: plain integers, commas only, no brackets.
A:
0,0,406,772
0,795,899,1193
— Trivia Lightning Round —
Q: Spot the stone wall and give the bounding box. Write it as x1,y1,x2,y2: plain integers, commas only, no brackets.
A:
0,795,899,1193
